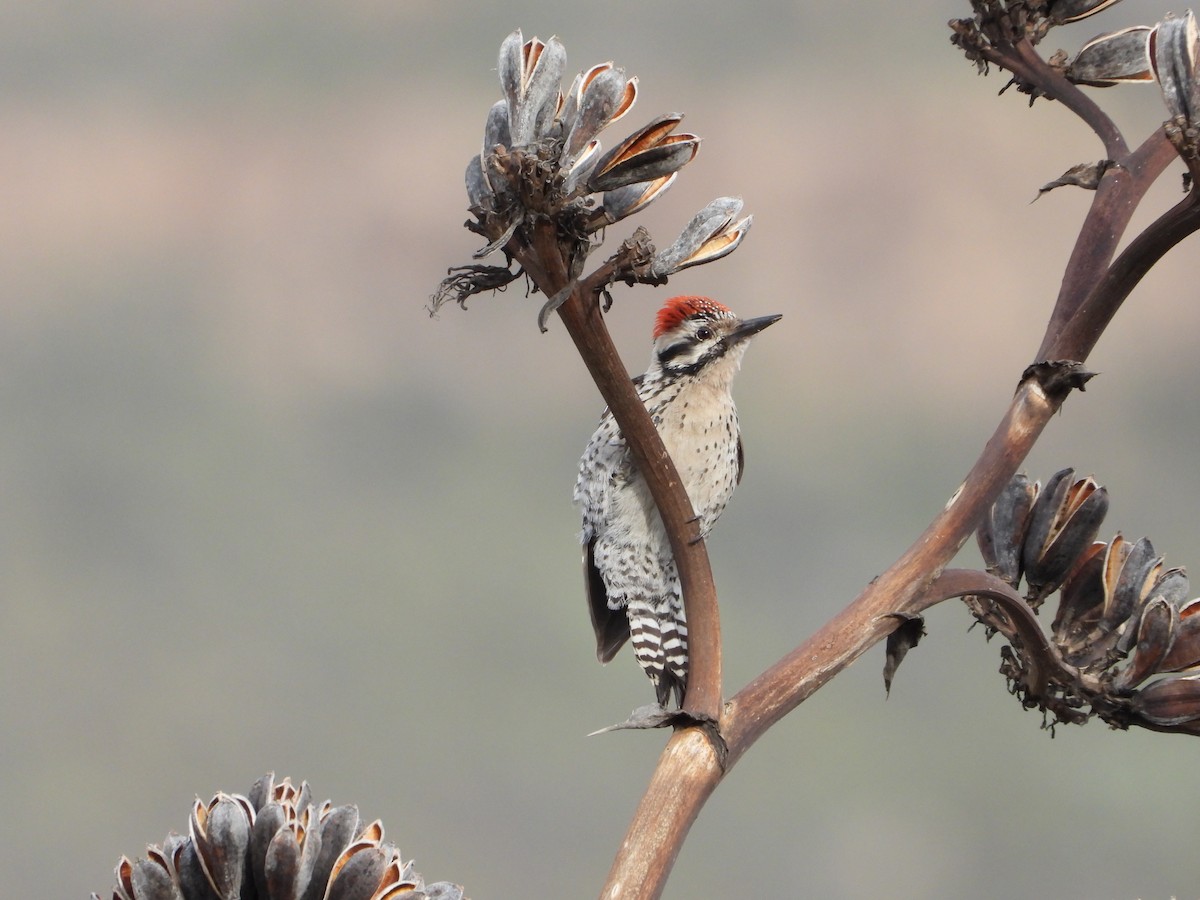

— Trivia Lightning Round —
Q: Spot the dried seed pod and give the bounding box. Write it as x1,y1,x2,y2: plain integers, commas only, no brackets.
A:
1022,469,1108,606
1152,12,1200,121
465,155,492,210
307,804,362,896
483,100,511,155
190,793,254,899
1101,535,1162,638
563,63,637,159
1112,596,1178,691
978,472,1037,588
1150,566,1190,608
97,776,464,900
1160,596,1200,672
562,139,601,196
587,114,700,192
1050,0,1127,24
651,197,753,277
499,31,567,146
1131,672,1200,726
176,836,217,899
587,173,677,229
1052,539,1106,654
329,839,390,900
1066,26,1153,86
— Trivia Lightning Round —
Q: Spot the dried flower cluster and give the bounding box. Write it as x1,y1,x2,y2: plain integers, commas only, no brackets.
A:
950,0,1200,129
433,30,752,329
973,470,1200,734
92,774,465,900
949,0,1119,72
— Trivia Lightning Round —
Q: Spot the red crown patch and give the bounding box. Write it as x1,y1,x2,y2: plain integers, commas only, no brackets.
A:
652,296,734,339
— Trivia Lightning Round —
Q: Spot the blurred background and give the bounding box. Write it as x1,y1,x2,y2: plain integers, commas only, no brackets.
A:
3,1,1198,897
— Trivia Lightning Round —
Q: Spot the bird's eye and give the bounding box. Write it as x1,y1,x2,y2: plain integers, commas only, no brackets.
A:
696,326,713,341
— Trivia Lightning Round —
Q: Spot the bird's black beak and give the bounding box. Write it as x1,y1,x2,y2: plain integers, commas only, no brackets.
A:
728,313,782,344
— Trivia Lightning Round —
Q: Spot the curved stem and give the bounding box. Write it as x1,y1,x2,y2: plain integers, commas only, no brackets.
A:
1010,40,1128,159
1049,180,1200,362
926,568,1059,697
1037,129,1179,360
514,221,724,724
600,377,1060,899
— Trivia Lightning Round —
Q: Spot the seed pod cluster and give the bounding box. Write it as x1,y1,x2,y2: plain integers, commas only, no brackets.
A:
436,29,752,320
976,470,1200,735
92,774,465,900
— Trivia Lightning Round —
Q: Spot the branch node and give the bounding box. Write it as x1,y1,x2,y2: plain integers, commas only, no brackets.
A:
1021,359,1097,401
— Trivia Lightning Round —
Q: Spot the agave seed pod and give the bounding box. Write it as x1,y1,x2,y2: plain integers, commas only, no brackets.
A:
464,155,492,210
249,771,312,814
1066,26,1153,86
423,885,466,900
1022,469,1108,606
265,828,304,900
1112,596,1179,691
563,63,637,160
369,849,424,900
327,841,388,900
1050,0,1126,24
1067,535,1163,665
586,173,677,230
175,836,219,900
651,196,752,277
561,139,601,196
1152,11,1200,122
1052,539,1106,656
98,777,465,900
1160,596,1200,672
1150,566,1190,608
132,861,178,900
189,793,254,900
587,113,700,192
978,472,1038,588
498,31,567,146
1101,536,1161,637
111,857,137,900
301,805,361,900
1130,672,1200,727
483,100,511,155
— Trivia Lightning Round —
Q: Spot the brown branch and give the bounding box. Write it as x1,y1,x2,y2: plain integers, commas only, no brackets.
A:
923,568,1057,697
1010,40,1128,159
600,377,1061,898
594,120,1191,900
1048,161,1200,362
1036,129,1179,360
512,221,724,724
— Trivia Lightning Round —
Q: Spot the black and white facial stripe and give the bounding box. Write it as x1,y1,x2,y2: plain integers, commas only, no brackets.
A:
655,315,730,375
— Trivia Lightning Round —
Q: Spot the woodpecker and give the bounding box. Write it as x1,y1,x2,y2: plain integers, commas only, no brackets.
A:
574,295,781,707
